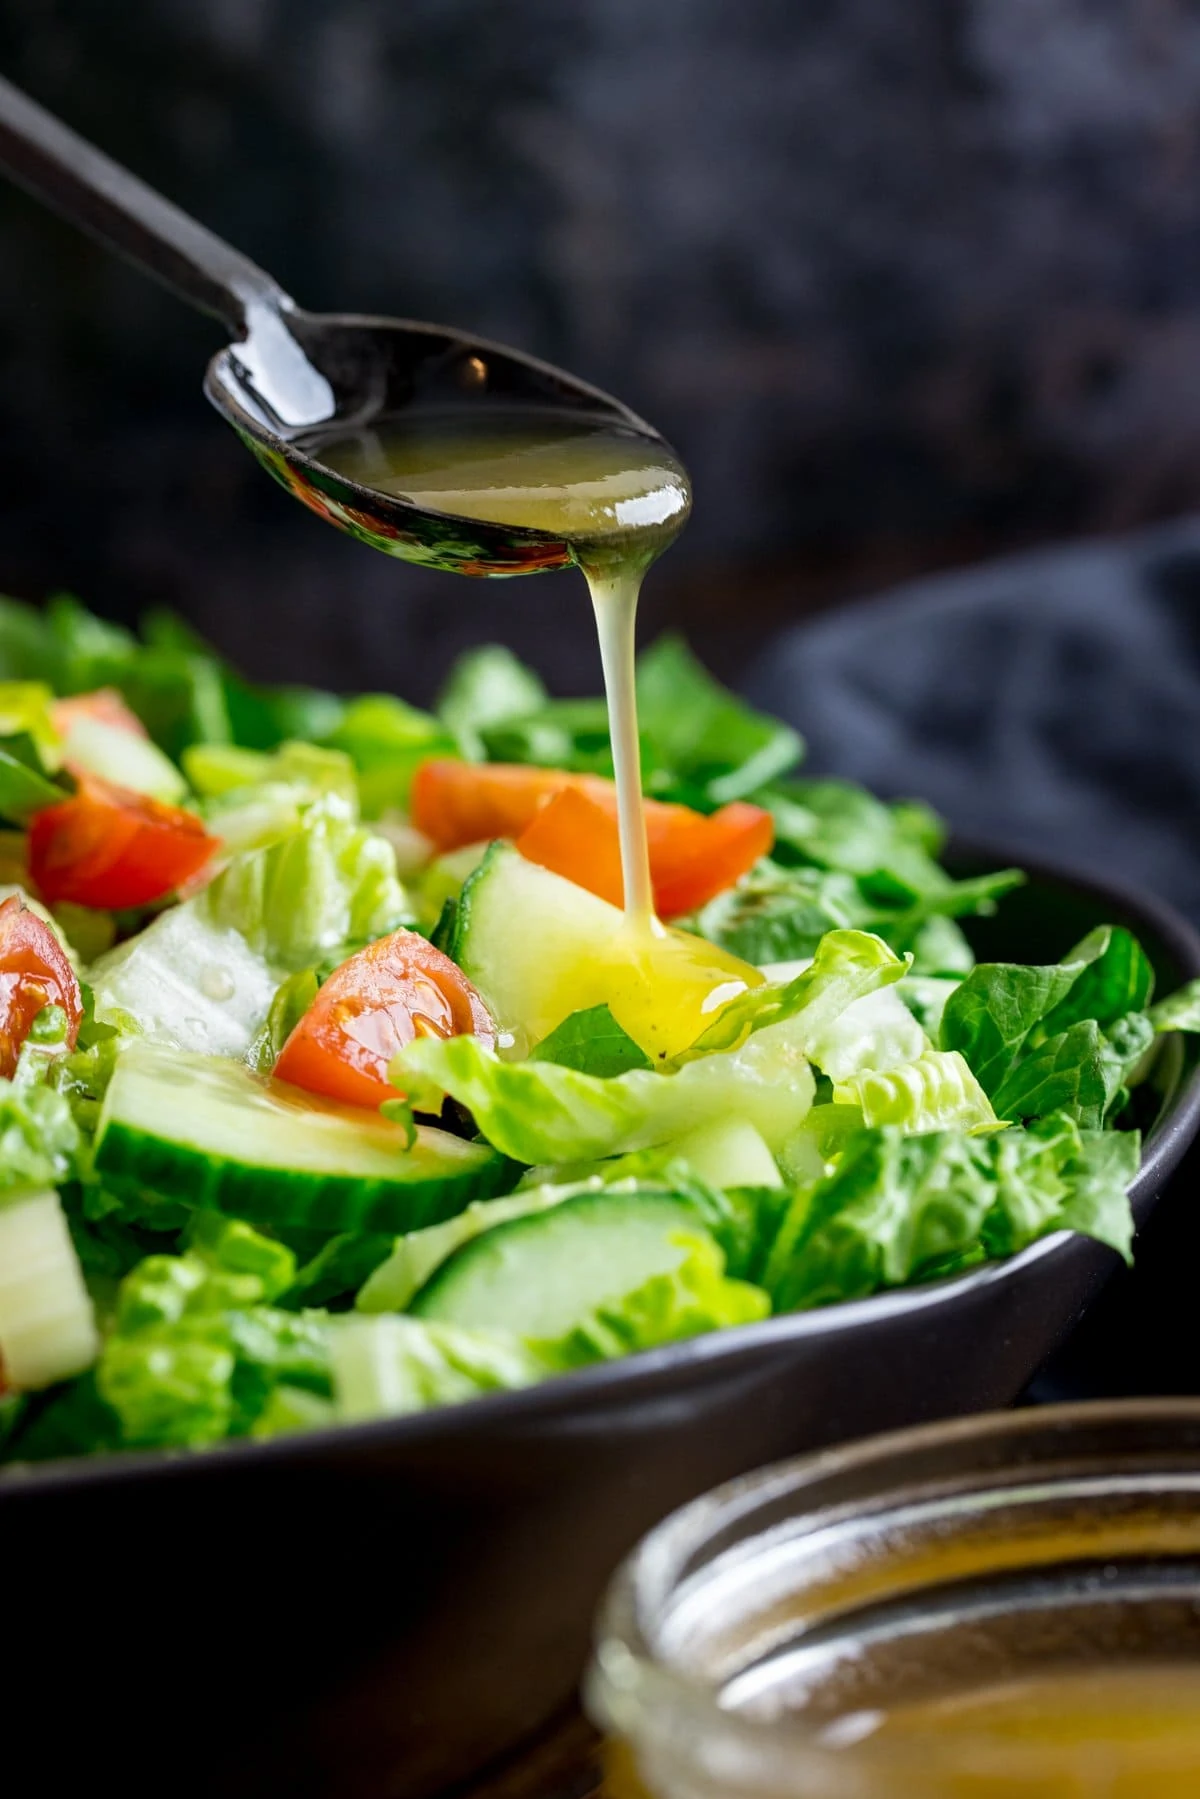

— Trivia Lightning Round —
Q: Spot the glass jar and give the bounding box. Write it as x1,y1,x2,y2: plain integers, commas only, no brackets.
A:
587,1402,1200,1799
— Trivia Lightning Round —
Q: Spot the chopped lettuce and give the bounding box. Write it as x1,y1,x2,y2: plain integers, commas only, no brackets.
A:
247,969,320,1075
685,927,908,1057
834,1049,999,1134
89,900,278,1057
392,1014,817,1163
200,794,412,969
0,1011,82,1200
323,694,456,815
95,1215,331,1448
1149,981,1200,1034
331,1314,549,1421
765,1112,1137,1313
687,862,859,966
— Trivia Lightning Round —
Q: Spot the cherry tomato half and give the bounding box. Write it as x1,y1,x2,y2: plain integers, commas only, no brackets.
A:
273,927,496,1109
0,893,82,1077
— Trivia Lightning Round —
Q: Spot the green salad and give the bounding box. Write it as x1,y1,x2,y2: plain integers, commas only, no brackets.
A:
0,592,1196,1464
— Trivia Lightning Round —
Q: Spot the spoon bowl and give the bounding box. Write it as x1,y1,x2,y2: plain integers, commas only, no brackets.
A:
206,309,665,574
0,74,675,576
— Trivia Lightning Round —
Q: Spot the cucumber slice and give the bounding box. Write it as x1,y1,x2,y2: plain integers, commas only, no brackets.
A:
451,843,623,1047
410,1187,703,1338
450,842,760,1059
60,714,187,803
665,1119,783,1190
90,900,278,1057
94,1043,514,1233
0,1190,99,1390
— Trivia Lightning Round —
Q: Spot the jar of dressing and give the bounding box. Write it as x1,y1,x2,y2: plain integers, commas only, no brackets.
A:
587,1402,1200,1799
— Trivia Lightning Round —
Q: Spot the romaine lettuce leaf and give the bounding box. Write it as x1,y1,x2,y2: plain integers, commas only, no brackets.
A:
803,985,928,1084
184,740,359,807
687,862,860,966
1148,979,1200,1034
0,1010,82,1200
279,1229,394,1309
247,969,320,1075
833,1049,999,1134
95,1217,331,1448
685,928,908,1058
322,694,456,815
89,900,278,1057
765,1113,1137,1312
331,1314,549,1420
392,1014,816,1163
200,795,412,969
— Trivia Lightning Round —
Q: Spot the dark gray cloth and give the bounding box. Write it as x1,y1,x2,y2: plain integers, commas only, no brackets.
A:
745,516,1200,921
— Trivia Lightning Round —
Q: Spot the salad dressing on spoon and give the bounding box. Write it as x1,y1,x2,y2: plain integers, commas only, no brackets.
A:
314,405,762,1052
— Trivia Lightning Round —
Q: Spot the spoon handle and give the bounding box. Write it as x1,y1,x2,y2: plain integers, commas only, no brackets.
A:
0,75,290,335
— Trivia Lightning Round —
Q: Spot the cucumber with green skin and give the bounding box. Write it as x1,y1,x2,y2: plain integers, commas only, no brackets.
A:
449,841,625,1047
95,1044,516,1234
410,1187,713,1337
58,715,187,803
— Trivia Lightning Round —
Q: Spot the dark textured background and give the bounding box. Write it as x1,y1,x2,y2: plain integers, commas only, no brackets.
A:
6,1,1200,700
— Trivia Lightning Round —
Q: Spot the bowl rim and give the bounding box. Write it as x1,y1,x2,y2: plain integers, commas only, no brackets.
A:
6,842,1200,1496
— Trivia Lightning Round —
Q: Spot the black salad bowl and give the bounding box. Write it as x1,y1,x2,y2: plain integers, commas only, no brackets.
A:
6,850,1200,1799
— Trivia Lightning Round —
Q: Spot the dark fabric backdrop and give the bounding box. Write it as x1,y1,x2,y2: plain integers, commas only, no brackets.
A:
7,3,1200,698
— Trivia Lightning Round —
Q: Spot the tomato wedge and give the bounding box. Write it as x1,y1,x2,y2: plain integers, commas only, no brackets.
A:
51,688,147,740
413,758,775,918
28,776,220,909
0,893,82,1077
274,927,496,1109
515,786,628,907
515,785,774,917
411,760,615,853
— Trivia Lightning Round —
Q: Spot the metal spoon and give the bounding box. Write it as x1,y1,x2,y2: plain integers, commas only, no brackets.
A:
0,75,675,576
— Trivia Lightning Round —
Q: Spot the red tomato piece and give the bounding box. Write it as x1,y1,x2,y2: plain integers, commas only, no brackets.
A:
273,927,496,1109
511,783,774,917
648,801,776,917
28,777,220,910
411,760,626,852
51,689,148,740
515,786,627,907
0,893,82,1077
414,758,774,915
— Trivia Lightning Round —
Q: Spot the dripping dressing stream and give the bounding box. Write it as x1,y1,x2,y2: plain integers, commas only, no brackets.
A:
587,568,659,928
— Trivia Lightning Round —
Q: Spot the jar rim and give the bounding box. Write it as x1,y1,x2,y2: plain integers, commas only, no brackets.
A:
589,1398,1200,1787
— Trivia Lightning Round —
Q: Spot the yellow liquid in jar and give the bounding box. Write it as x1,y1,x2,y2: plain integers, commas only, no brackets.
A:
318,407,762,1040
843,1664,1200,1796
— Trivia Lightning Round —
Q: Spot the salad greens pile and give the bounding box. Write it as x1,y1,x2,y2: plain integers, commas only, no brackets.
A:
0,591,1195,1466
